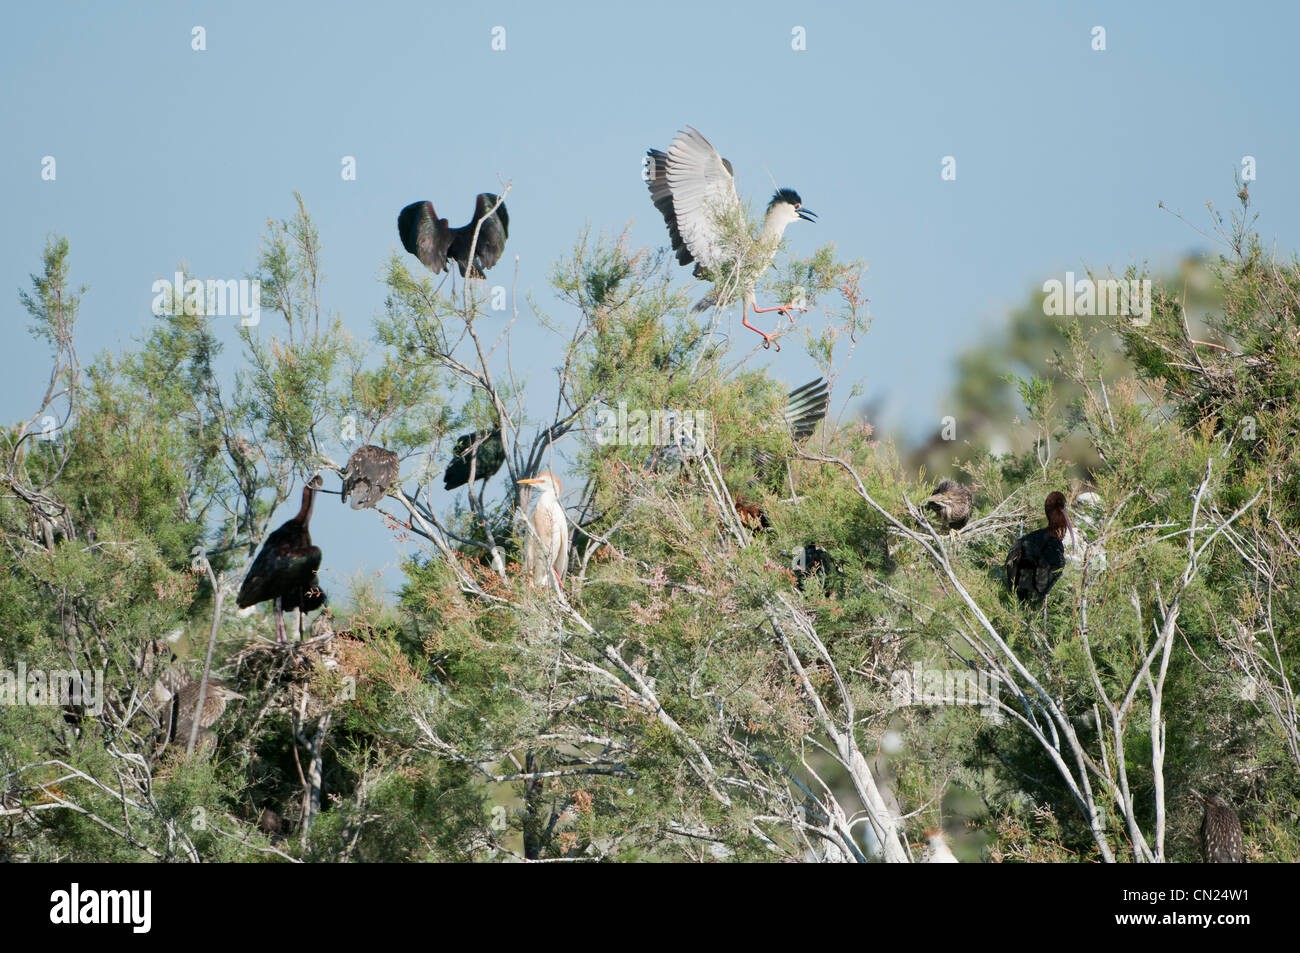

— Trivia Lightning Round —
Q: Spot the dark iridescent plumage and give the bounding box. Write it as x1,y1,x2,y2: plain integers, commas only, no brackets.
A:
341,444,399,509
443,428,505,491
1005,491,1072,600
237,477,325,641
398,194,509,278
792,544,842,594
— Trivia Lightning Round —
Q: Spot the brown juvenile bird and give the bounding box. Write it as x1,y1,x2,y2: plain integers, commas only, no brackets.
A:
341,445,399,509
167,678,246,750
1194,791,1244,863
1005,491,1074,601
924,480,974,532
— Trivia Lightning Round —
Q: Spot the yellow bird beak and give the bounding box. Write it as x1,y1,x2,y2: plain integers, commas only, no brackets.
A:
517,478,543,486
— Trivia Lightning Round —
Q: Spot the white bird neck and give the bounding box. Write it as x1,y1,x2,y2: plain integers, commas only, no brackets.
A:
760,205,796,242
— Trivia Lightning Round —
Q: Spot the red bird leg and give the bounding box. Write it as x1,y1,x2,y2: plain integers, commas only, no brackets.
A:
753,302,808,324
274,596,286,643
741,305,781,352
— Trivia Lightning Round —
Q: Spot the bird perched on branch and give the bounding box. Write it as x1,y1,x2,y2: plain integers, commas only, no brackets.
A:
1004,491,1073,601
398,193,509,278
166,677,245,750
237,476,326,642
341,445,399,509
443,428,505,492
925,480,974,532
518,472,568,589
645,127,815,351
1193,791,1244,862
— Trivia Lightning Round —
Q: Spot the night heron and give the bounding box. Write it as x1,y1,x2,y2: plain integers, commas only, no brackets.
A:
398,193,509,278
443,428,506,492
237,476,326,642
341,445,400,509
1005,491,1074,601
517,472,568,589
1194,791,1244,863
645,127,816,351
167,677,245,748
925,480,975,532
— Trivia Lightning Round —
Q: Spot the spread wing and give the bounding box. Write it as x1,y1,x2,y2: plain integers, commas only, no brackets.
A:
783,378,830,443
659,127,738,273
448,193,509,277
398,201,454,273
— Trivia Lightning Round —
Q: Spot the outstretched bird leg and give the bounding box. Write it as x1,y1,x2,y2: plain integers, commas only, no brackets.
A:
274,596,286,643
746,302,810,350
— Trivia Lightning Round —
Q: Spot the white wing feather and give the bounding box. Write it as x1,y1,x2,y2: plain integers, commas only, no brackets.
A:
666,126,739,272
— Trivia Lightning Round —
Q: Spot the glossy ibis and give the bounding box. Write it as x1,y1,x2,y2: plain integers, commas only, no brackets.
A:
518,472,568,589
1004,491,1073,601
645,127,815,351
398,193,509,279
341,445,399,509
443,428,505,492
237,476,325,641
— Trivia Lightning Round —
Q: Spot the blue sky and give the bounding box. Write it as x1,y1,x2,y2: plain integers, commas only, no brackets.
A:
3,1,1297,603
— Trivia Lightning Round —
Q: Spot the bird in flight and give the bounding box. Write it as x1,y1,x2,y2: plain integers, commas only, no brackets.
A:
398,193,509,278
645,127,816,351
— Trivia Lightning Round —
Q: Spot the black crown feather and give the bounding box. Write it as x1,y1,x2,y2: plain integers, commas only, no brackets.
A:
767,188,803,212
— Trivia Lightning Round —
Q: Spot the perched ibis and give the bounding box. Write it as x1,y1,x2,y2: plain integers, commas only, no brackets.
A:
341,444,400,509
645,127,815,350
1004,491,1073,601
237,476,325,641
925,480,974,532
398,194,509,278
443,428,506,492
518,472,568,589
